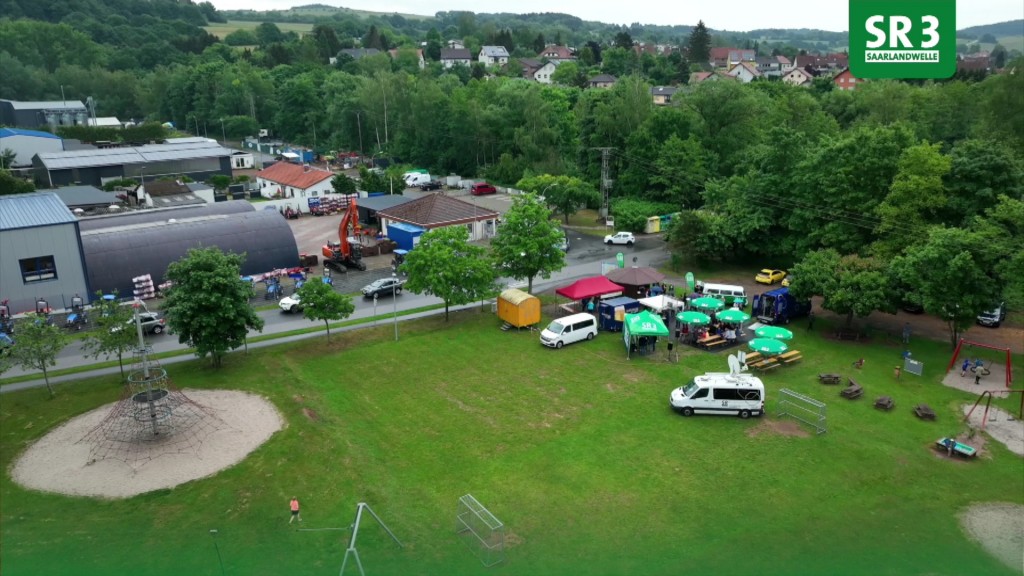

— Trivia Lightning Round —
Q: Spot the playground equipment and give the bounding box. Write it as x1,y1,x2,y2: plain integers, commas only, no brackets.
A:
339,502,403,576
945,339,1013,388
777,388,827,434
963,389,1024,432
936,437,977,458
456,494,506,567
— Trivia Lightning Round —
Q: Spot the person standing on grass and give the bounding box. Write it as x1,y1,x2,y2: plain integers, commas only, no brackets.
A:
902,322,911,345
807,310,815,331
290,497,302,524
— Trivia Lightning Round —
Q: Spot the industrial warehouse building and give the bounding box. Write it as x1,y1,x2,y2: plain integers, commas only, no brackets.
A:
0,193,91,314
0,99,88,129
0,128,65,168
32,139,233,188
0,199,299,312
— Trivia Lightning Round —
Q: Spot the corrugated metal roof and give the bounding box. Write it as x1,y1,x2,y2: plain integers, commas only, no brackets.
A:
0,192,78,230
36,141,231,170
0,127,62,140
2,99,86,110
38,185,117,208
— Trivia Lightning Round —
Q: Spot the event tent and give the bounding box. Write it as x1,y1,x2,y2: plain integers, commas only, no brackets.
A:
555,276,624,300
623,310,670,358
638,294,684,313
605,267,666,298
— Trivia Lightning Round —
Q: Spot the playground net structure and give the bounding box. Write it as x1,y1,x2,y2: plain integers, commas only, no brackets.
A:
777,388,827,434
456,494,505,567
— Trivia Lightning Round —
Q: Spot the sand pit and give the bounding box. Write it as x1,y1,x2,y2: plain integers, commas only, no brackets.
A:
11,390,283,499
962,405,1024,457
959,503,1024,573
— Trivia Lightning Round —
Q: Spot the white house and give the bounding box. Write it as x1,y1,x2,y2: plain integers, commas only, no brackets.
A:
440,48,472,69
256,162,334,199
230,150,255,169
782,67,815,87
533,61,560,83
479,46,510,66
727,62,761,83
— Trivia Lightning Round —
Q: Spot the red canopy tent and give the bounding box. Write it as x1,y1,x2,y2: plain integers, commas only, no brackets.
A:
555,276,625,300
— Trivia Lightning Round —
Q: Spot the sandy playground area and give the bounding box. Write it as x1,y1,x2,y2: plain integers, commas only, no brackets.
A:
11,389,283,499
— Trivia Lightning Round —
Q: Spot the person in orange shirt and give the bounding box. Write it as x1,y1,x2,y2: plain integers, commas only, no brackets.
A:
289,497,302,524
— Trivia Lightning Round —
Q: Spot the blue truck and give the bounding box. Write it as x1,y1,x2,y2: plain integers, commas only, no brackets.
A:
751,288,811,325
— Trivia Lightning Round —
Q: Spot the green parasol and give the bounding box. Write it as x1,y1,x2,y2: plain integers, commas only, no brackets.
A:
716,309,751,323
755,326,794,340
748,338,789,354
691,297,725,312
677,311,711,325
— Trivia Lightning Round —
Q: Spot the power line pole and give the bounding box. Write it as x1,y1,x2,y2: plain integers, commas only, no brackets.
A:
592,147,614,220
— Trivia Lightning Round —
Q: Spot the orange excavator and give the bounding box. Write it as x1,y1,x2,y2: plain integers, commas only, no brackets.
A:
322,196,367,273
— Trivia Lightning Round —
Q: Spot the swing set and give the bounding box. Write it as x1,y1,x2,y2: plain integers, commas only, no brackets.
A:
945,338,1013,388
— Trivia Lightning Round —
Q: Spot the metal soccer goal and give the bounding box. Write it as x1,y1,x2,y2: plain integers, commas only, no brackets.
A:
777,388,827,434
455,494,505,567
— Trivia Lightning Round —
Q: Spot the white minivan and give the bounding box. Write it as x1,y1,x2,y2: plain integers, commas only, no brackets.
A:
404,173,432,187
700,283,748,308
669,373,765,418
540,313,597,349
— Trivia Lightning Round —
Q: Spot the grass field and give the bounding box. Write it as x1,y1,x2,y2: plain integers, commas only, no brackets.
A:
203,20,314,40
2,309,1023,575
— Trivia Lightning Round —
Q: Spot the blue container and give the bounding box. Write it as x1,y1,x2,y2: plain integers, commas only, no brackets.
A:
598,297,640,331
387,222,426,251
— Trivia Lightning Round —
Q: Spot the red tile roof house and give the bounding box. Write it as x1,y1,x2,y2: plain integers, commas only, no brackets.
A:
832,67,862,91
376,193,500,242
256,162,334,199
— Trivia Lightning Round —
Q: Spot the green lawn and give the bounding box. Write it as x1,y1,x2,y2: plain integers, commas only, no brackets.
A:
2,309,1022,575
203,20,313,39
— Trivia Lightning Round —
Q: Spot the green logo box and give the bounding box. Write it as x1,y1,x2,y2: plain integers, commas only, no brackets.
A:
849,0,956,79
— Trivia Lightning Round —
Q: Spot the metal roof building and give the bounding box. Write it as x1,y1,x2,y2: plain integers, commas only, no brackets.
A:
80,209,299,297
38,185,119,210
0,127,65,167
32,140,233,188
0,99,88,129
0,193,90,313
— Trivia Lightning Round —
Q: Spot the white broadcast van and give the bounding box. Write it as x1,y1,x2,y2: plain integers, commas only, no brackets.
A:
670,372,765,419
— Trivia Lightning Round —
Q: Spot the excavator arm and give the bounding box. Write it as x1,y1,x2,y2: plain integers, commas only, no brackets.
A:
322,196,364,269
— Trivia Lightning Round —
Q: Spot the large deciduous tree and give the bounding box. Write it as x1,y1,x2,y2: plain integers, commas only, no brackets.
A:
163,247,264,368
517,174,599,224
296,277,354,342
9,313,68,397
490,193,565,293
401,227,496,321
873,143,951,258
789,250,893,329
81,291,136,381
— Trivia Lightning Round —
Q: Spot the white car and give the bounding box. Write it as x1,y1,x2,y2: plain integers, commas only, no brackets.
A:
604,231,636,246
279,294,302,313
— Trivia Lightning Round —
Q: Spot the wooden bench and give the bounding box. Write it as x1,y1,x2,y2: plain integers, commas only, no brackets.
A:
705,338,731,349
697,336,725,349
757,361,782,372
841,384,864,399
781,355,803,365
818,373,842,385
779,350,803,365
874,396,895,411
744,352,764,364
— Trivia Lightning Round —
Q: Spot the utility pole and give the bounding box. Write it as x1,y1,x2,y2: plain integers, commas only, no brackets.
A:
592,147,614,220
355,111,363,155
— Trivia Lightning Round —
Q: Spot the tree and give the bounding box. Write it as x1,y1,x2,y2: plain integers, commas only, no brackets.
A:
209,174,231,191
788,249,893,329
223,29,258,47
614,31,633,50
163,247,264,368
296,277,354,342
490,193,565,293
1,169,35,195
687,20,712,68
873,143,951,258
517,174,599,224
81,291,135,382
891,227,1000,348
0,148,15,169
401,226,496,321
9,313,68,397
255,22,285,47
332,174,357,195
990,44,1007,68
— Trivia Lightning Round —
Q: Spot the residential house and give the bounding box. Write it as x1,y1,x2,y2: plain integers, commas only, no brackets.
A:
519,58,543,79
256,162,334,199
632,43,658,56
956,57,990,75
727,62,761,83
755,56,783,77
588,74,618,88
794,53,848,74
538,44,575,62
375,193,499,242
389,48,426,69
709,47,732,68
689,71,733,84
479,46,510,66
777,55,794,73
782,66,817,87
440,48,473,69
709,47,756,69
533,61,561,84
832,68,862,91
650,86,679,105
230,150,255,169
446,40,465,50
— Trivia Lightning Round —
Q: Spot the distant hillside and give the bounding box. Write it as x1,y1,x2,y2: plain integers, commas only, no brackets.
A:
958,20,1024,39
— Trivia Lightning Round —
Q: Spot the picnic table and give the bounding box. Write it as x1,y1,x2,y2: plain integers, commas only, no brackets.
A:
779,350,803,365
750,358,781,372
818,373,842,385
914,404,936,421
696,334,728,350
840,382,864,399
874,396,895,411
744,352,764,365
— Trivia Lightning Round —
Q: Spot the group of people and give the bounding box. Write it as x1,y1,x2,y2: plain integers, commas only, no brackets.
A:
960,357,989,385
642,282,676,299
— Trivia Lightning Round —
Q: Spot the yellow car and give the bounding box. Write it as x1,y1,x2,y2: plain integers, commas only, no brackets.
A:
781,275,792,287
755,269,787,285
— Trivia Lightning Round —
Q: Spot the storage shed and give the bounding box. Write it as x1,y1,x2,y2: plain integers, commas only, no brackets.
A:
387,222,427,251
497,288,541,328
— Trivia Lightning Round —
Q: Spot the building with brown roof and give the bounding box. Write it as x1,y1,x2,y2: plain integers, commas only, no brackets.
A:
538,44,575,62
256,162,334,199
376,193,499,241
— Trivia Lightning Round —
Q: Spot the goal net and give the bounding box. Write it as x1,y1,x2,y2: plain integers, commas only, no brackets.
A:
777,388,827,434
455,494,505,567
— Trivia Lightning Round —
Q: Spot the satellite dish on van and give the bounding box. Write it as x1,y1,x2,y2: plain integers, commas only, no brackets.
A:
727,354,741,375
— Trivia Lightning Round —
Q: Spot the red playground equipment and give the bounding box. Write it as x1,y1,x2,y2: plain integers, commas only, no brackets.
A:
945,338,1013,388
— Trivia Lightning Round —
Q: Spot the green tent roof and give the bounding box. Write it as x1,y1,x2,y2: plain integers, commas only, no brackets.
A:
624,310,670,336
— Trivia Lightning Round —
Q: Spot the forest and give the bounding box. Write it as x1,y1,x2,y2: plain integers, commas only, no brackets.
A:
1,1,1022,323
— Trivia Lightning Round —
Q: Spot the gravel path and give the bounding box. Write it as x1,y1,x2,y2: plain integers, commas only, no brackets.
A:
959,502,1024,573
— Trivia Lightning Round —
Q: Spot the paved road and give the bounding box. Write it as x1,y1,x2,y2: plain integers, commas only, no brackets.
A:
1,243,668,390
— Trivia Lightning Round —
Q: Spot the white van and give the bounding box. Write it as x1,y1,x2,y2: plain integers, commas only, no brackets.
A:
700,283,748,307
669,373,765,418
540,313,597,349
404,173,432,187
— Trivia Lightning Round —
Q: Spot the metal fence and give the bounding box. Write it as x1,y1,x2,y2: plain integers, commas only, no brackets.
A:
777,388,827,434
